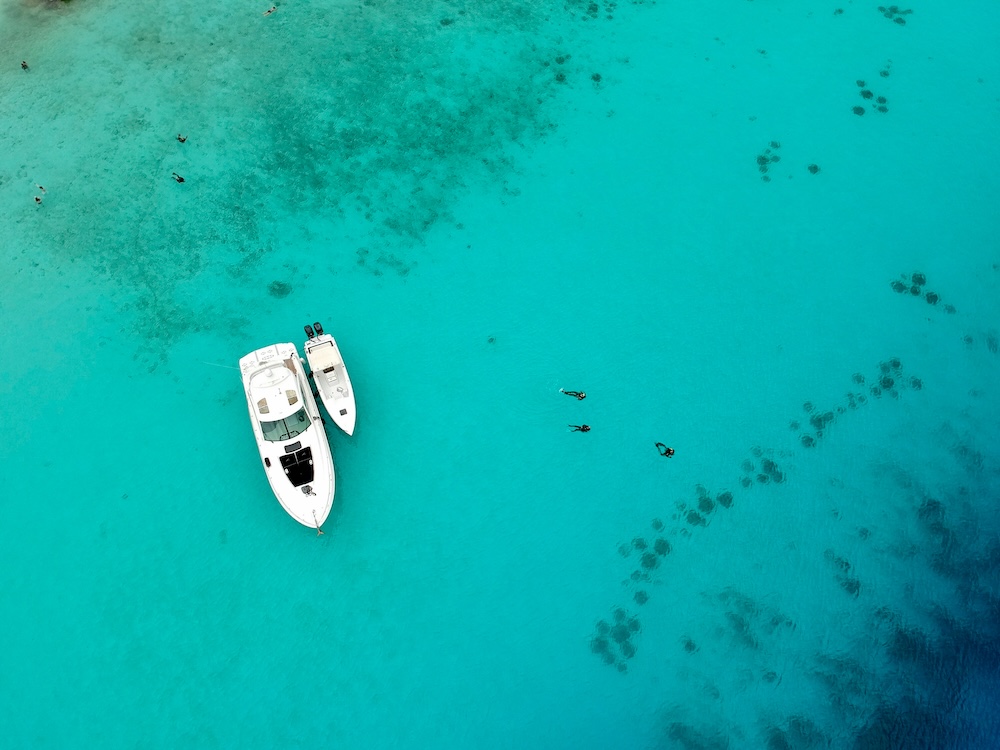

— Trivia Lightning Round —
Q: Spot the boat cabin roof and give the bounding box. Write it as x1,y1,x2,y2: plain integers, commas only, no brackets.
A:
307,341,340,371
247,359,303,420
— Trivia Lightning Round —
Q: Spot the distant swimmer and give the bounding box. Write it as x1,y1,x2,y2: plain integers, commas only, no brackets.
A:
263,5,276,15
21,61,28,71
35,184,46,193
34,196,42,205
560,389,587,400
171,172,185,183
176,134,187,143
655,442,675,457
569,424,591,433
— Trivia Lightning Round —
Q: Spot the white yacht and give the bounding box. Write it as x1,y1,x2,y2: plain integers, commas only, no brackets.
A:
303,322,357,436
239,343,335,531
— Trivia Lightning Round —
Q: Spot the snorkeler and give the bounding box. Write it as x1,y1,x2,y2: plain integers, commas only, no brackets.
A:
176,134,187,143
21,61,28,71
560,389,587,400
655,442,675,458
34,196,42,205
263,5,277,15
172,172,185,183
569,425,591,433
35,184,46,193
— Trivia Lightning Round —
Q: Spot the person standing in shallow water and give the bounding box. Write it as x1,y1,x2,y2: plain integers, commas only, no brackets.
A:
569,424,590,432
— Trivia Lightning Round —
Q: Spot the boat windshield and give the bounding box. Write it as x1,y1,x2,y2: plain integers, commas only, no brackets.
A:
260,407,311,442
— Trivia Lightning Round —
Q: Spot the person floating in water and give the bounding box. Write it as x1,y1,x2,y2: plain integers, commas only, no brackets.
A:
656,442,675,457
21,61,28,71
34,196,42,206
560,389,587,400
569,424,591,432
176,134,187,143
172,172,185,183
263,5,277,14
35,184,46,193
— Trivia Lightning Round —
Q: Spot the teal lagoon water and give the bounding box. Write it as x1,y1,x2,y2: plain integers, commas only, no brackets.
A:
1,0,999,747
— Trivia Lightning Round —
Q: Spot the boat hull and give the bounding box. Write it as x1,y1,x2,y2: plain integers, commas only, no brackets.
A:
304,333,357,436
240,343,335,529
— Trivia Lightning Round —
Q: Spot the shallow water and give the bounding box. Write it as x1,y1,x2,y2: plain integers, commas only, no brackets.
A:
1,0,999,747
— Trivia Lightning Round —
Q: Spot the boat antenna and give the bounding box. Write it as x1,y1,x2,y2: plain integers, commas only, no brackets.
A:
312,510,325,536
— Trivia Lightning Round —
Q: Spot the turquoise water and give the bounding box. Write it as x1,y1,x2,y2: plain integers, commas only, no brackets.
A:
2,0,999,747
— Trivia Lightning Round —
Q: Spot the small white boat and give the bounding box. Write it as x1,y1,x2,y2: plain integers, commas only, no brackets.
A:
303,322,357,436
239,343,335,531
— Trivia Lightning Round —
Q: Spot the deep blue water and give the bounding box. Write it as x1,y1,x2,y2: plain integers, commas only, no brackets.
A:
1,0,999,747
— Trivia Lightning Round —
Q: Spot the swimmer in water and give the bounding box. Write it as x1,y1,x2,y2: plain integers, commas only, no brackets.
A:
172,172,185,183
569,424,591,433
35,184,46,193
177,134,187,143
263,6,276,15
560,389,587,400
655,442,675,457
34,196,42,205
21,61,29,71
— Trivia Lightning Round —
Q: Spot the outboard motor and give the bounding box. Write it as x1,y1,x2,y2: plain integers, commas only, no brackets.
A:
313,321,324,335
304,324,315,339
